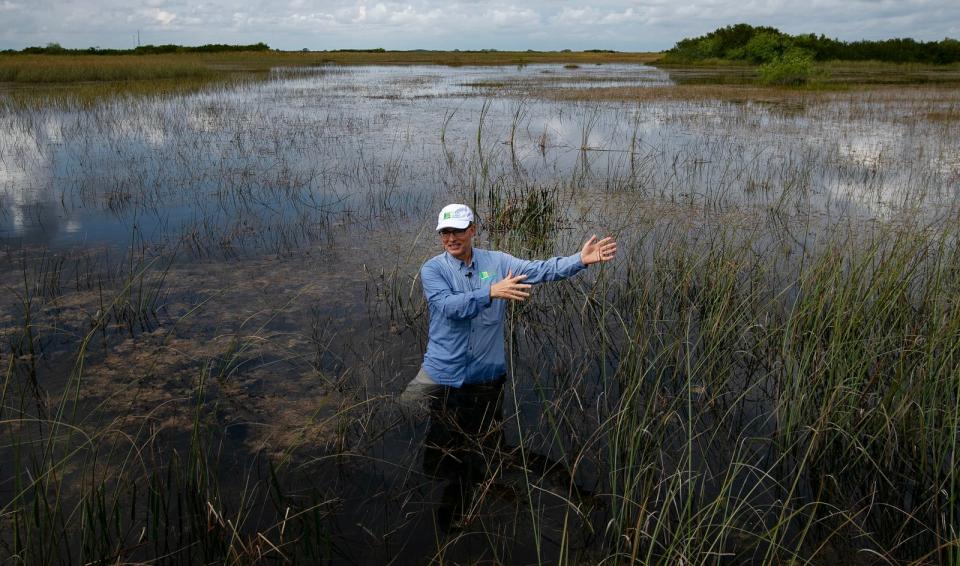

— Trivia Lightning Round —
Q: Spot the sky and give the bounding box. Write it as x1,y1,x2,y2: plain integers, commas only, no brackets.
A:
1,0,958,52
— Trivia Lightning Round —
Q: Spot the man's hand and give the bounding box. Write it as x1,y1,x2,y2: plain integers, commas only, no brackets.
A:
580,235,617,266
490,271,531,301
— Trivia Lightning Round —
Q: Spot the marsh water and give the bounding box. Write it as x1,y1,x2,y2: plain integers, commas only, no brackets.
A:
1,64,959,563
6,64,955,250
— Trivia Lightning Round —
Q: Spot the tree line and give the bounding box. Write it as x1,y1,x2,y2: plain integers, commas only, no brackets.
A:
3,42,271,55
665,24,960,64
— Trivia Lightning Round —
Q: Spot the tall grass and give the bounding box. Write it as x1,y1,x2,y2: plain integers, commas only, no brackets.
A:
583,222,960,562
0,55,214,83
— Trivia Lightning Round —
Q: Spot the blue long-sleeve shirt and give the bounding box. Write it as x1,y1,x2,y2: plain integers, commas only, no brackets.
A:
420,247,586,387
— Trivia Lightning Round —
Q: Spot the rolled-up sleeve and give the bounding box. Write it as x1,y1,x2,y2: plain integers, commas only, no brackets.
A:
421,260,492,320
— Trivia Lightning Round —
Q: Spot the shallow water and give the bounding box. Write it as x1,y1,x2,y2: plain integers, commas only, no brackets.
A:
3,64,956,252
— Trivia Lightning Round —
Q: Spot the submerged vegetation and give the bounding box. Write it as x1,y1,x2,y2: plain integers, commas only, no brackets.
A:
1,59,959,563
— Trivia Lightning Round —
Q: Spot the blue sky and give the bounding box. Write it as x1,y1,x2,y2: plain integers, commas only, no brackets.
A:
2,0,958,51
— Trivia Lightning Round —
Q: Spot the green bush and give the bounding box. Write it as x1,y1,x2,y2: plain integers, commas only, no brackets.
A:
758,47,815,85
666,23,960,64
743,31,791,63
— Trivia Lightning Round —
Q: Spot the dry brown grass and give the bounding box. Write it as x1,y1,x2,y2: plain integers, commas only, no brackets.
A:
0,53,253,105
0,54,213,82
541,82,960,105
655,59,960,85
821,60,960,84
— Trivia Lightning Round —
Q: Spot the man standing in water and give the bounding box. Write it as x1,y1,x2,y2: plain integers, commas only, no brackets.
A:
400,203,616,529
400,204,617,531
401,202,618,403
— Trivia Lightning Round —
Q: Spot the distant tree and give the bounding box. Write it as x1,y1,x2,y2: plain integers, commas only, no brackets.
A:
14,42,270,56
934,38,960,63
664,24,960,64
741,31,792,63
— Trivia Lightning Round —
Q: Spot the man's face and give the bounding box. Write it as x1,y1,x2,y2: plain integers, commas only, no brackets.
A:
439,224,475,261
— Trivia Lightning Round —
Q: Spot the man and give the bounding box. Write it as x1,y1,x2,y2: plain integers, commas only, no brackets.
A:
400,202,616,530
401,202,617,404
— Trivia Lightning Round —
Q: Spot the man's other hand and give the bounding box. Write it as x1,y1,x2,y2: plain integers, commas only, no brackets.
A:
490,271,531,301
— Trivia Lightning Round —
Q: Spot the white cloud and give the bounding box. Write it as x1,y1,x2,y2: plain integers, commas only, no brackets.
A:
490,6,540,27
554,7,599,26
0,0,957,50
153,10,176,26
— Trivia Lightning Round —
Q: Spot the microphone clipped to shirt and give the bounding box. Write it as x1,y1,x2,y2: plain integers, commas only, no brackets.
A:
465,271,473,278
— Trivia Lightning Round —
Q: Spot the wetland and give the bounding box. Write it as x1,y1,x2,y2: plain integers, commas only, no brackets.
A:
1,59,959,564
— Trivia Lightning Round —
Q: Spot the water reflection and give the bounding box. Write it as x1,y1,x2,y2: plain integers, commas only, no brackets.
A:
423,378,506,531
419,377,595,536
2,65,957,253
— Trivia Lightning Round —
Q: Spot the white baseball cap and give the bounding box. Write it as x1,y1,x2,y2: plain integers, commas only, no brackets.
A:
436,204,474,231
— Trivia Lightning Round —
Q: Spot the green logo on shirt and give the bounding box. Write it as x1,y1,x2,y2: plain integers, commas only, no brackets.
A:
480,271,491,280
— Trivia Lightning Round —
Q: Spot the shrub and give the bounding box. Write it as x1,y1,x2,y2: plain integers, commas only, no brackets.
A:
743,31,791,63
759,47,815,85
666,24,960,64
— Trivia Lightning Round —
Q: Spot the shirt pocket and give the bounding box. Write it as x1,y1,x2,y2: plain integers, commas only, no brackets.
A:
477,301,501,326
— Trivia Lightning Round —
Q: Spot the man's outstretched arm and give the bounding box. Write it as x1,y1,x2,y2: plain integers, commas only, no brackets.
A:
504,234,618,286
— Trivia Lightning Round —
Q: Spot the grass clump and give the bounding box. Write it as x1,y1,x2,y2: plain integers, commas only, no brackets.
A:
0,53,249,105
483,182,562,255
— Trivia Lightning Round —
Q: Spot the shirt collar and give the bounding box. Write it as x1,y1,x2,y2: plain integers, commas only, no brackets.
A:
444,250,477,270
